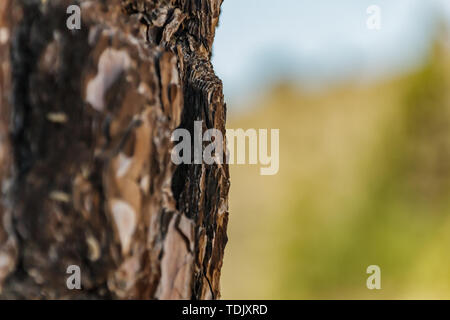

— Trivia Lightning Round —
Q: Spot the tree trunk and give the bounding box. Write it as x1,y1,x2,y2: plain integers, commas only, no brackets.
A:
0,0,229,299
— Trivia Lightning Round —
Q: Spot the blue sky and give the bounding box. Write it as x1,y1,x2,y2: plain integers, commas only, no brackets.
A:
212,0,450,104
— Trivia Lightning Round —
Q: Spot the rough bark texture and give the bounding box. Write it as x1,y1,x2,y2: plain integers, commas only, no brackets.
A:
0,0,229,299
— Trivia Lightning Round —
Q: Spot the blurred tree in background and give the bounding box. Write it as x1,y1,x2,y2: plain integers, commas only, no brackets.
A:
223,29,450,299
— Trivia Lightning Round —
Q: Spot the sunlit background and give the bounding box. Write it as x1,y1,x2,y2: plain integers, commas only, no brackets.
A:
212,0,450,299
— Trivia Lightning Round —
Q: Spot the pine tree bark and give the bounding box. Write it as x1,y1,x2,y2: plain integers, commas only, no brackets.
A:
0,0,229,299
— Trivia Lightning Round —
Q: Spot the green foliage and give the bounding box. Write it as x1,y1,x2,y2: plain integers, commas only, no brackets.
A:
222,39,450,299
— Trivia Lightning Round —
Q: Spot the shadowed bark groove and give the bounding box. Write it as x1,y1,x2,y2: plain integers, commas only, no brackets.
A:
0,0,229,299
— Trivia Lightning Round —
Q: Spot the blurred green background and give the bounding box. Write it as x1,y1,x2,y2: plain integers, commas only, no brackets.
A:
213,1,450,299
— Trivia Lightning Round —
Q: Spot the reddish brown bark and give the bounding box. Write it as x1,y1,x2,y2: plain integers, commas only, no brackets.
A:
0,0,229,299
